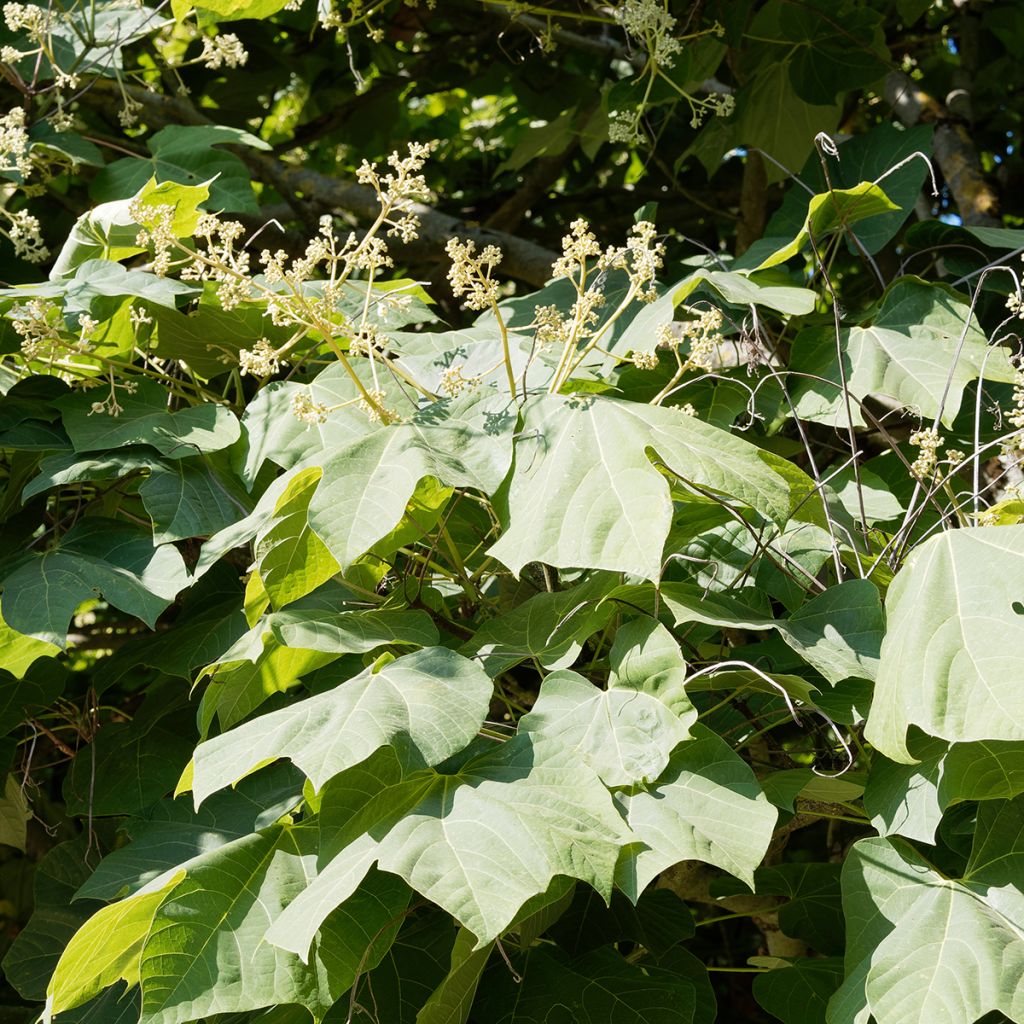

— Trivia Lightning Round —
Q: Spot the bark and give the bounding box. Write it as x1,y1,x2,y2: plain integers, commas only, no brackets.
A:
885,71,1000,227
735,151,767,256
83,78,560,287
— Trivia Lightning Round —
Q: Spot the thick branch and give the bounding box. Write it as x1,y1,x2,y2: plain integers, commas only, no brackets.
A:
84,78,560,287
885,71,999,227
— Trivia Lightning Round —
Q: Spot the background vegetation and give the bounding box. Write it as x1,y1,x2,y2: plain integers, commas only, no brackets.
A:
3,1,1024,1022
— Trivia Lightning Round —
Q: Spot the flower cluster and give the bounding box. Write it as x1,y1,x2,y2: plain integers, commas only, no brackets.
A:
687,91,735,130
533,304,571,349
446,238,503,311
0,107,31,178
131,199,182,276
658,306,724,372
439,364,478,397
552,219,602,281
186,214,260,309
615,0,683,68
358,387,395,424
3,207,48,262
356,140,435,242
1009,367,1024,432
11,298,66,362
348,323,388,357
239,339,281,377
3,2,50,39
88,377,138,418
909,427,943,481
599,220,664,302
632,349,659,370
608,108,645,147
200,33,249,70
291,389,329,425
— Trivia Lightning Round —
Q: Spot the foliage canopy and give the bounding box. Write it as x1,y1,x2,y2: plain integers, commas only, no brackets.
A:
3,1,1024,1023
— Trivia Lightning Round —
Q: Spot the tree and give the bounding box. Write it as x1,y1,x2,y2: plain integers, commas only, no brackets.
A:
2,1,1024,1022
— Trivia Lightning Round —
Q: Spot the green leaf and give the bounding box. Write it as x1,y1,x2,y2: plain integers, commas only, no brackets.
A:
198,603,439,733
0,518,188,647
29,123,104,167
732,61,841,185
0,774,30,851
0,604,59,678
51,178,210,279
606,581,777,631
828,828,1024,1024
764,124,934,255
461,573,616,677
190,647,492,805
2,838,103,1000
782,2,887,104
866,527,1024,762
777,579,884,684
827,463,904,523
864,732,1024,843
264,735,632,955
755,863,844,955
141,453,253,543
151,296,291,380
416,927,492,1024
614,725,777,899
519,669,690,787
22,449,155,502
76,764,304,901
91,126,269,214
90,566,247,689
229,383,515,574
546,887,695,957
752,958,844,1024
474,946,716,1024
348,913,456,1024
187,0,293,20
135,826,408,1024
63,704,195,817
307,389,515,572
56,379,239,459
752,182,900,270
618,270,816,359
489,395,811,581
671,269,818,315
0,260,196,318
254,467,339,609
607,616,695,725
47,876,183,1021
791,277,1017,428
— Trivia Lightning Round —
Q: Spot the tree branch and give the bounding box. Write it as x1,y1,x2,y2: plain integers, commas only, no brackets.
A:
83,78,560,287
885,71,999,227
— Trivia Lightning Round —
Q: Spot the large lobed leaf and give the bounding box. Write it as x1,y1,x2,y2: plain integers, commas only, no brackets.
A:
489,394,812,581
867,527,1024,762
189,647,494,805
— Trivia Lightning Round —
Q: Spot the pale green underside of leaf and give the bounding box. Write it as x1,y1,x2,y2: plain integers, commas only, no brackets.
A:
866,527,1024,762
614,725,777,898
519,669,690,787
190,647,493,805
828,825,1024,1024
489,394,810,580
265,736,631,956
864,732,1024,843
791,277,1016,427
